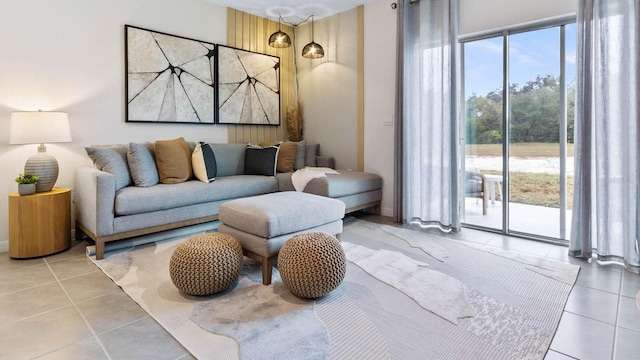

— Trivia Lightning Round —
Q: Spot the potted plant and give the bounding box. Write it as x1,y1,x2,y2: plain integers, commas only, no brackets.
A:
15,172,39,195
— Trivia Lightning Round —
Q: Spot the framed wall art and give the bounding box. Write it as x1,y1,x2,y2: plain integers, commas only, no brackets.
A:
217,45,281,125
125,25,216,124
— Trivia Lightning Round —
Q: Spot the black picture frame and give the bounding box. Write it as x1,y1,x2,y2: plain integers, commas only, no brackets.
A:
125,25,217,124
216,45,281,125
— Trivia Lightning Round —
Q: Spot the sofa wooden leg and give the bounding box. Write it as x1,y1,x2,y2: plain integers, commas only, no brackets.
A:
95,240,105,260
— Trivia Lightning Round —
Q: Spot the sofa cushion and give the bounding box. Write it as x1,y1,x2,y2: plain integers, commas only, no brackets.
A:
114,176,278,216
245,145,279,176
127,142,159,187
275,172,295,191
155,137,192,184
192,142,217,183
85,145,132,190
304,171,383,198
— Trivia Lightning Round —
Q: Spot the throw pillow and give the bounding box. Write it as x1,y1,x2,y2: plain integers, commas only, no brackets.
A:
155,137,193,184
245,144,279,176
85,146,132,191
127,142,159,187
192,142,217,183
260,141,297,173
293,140,307,170
305,143,319,167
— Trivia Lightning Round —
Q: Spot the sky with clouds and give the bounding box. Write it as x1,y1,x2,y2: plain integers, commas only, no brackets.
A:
464,23,576,98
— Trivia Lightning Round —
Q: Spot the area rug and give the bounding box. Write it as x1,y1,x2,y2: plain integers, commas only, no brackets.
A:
89,219,580,360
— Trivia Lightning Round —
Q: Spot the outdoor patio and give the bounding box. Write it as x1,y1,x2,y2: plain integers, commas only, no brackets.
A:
464,197,572,241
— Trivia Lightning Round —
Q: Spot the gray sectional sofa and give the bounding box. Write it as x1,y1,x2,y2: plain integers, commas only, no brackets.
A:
75,141,382,259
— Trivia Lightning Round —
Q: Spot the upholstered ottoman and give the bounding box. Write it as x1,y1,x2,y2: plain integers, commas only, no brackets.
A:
169,233,243,295
279,232,346,298
218,192,345,285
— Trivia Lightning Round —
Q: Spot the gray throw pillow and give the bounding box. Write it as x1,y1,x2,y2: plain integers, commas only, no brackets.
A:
245,144,279,176
293,140,307,170
127,142,159,187
192,142,217,183
209,143,246,176
85,146,132,190
305,143,319,167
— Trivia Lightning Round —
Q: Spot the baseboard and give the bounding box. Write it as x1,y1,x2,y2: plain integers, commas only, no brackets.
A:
381,207,393,217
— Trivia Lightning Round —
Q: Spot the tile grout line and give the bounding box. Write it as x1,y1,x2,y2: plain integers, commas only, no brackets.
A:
610,270,625,360
42,257,114,360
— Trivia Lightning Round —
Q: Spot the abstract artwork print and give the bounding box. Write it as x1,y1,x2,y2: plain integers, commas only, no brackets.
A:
125,25,216,124
217,45,280,125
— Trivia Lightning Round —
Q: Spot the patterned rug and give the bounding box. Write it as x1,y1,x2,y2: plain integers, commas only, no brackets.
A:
89,219,580,360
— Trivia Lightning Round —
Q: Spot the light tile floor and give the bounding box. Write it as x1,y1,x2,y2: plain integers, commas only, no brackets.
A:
0,213,638,359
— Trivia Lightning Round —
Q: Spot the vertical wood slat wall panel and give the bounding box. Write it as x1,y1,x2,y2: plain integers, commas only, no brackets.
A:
226,8,294,145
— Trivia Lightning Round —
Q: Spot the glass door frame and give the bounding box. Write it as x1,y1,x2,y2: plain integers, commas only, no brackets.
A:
459,15,576,244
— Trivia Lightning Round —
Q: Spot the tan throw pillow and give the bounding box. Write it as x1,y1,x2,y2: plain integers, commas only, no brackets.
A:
155,137,192,184
260,141,297,173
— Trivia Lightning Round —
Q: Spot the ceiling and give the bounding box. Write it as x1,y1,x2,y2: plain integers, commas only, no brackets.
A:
206,0,380,24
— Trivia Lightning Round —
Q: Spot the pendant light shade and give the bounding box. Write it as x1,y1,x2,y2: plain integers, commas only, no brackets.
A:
302,15,324,59
302,42,324,59
268,15,291,48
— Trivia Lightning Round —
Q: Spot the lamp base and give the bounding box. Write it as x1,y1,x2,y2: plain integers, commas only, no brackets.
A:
24,145,58,193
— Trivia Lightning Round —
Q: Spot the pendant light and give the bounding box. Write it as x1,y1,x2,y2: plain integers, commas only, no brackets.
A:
268,15,291,48
302,15,324,59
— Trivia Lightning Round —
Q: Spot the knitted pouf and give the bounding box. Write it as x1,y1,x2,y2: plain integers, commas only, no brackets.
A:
169,233,243,296
278,232,346,299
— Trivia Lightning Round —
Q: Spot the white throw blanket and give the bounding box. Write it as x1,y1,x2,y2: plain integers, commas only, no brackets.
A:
291,167,340,191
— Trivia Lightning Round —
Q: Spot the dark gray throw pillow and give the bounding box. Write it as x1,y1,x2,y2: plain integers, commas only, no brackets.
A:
244,144,279,176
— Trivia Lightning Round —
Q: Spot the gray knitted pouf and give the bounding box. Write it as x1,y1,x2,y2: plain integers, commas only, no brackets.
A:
278,232,346,299
169,233,243,296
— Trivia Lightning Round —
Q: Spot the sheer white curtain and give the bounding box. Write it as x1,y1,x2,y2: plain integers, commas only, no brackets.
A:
394,0,461,231
570,0,640,273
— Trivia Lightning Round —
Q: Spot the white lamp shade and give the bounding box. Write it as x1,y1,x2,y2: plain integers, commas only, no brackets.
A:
9,111,72,145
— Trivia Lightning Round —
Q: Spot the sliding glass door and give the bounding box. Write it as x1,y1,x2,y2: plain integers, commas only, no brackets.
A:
462,36,504,231
461,20,576,241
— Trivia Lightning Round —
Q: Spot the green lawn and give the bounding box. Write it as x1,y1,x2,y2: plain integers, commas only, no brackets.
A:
483,170,574,208
468,143,574,208
466,143,574,157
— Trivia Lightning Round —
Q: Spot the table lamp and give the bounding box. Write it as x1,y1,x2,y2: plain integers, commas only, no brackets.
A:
9,110,72,193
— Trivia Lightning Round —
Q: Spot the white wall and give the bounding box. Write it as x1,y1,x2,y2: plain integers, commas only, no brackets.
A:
295,9,359,171
459,0,577,36
0,0,228,251
364,2,397,217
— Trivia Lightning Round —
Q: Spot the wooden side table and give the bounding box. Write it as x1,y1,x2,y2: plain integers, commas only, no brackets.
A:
9,187,71,259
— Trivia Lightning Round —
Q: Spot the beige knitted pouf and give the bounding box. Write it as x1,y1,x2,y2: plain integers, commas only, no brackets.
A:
278,232,346,299
169,233,243,296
